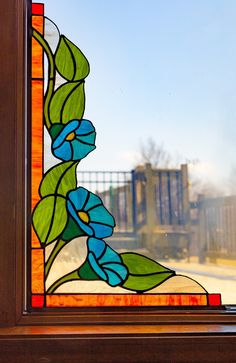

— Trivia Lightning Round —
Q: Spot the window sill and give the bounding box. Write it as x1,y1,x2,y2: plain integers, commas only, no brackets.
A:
1,323,236,363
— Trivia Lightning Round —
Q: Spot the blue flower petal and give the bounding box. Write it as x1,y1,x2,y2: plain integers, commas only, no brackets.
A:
103,263,128,280
67,187,115,239
103,268,123,286
75,120,95,135
86,238,128,287
89,205,115,226
77,133,96,144
85,193,103,211
53,120,79,148
53,141,72,161
52,120,96,162
88,237,106,259
88,252,107,281
67,200,84,228
67,198,93,236
89,223,114,238
77,218,93,236
71,139,95,160
98,247,121,264
68,188,88,210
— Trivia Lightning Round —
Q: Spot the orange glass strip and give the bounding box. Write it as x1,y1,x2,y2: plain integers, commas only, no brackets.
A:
31,80,43,248
31,12,44,248
32,15,43,79
46,294,208,307
31,80,43,207
31,3,44,303
32,249,44,294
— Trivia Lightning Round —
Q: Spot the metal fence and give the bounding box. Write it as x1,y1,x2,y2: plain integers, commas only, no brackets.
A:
78,167,236,259
153,170,184,226
132,170,146,230
198,195,236,259
77,165,190,256
77,171,135,233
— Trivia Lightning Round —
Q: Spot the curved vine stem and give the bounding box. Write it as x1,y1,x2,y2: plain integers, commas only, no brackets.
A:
32,27,55,130
47,269,80,294
45,239,67,280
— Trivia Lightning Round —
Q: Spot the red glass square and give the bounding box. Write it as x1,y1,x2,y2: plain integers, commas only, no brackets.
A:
32,3,44,15
32,294,44,308
208,294,221,306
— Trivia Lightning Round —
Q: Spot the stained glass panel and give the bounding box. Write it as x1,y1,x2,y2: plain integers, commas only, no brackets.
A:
30,2,222,309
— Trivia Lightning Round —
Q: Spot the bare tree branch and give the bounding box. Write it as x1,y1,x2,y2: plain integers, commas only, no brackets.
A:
138,138,172,168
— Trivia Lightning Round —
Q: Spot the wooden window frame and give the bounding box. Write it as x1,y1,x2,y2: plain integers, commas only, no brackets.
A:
1,0,236,361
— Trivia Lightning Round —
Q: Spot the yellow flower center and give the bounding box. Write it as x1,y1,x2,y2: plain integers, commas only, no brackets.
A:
78,211,89,224
66,132,76,141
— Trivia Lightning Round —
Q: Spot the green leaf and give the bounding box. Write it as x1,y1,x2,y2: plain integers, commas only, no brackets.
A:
121,253,173,274
39,161,78,198
49,81,85,124
55,35,90,81
32,195,68,244
49,124,64,140
78,260,100,281
121,253,175,292
61,217,85,241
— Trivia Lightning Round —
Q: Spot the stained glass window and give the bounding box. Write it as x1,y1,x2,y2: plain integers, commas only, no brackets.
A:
30,2,224,309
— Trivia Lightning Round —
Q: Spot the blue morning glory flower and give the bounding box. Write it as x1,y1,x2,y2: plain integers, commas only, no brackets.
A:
51,119,96,161
67,187,115,238
87,237,128,286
